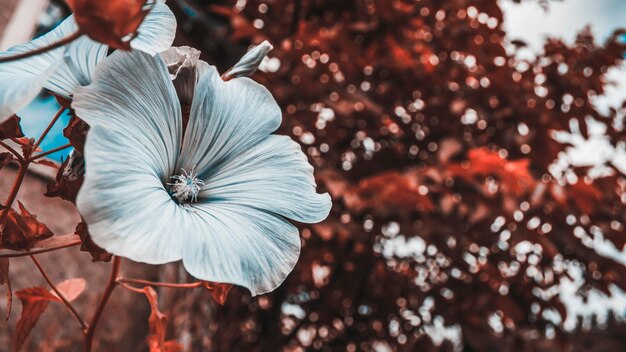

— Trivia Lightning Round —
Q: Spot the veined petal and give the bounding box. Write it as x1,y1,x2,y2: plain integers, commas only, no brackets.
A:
200,135,332,224
0,16,79,121
130,2,177,55
161,46,202,105
77,125,184,264
178,65,282,178
72,49,182,181
223,40,273,80
45,35,108,98
184,203,300,296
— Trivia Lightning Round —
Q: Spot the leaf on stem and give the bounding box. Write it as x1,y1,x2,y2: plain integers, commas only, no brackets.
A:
63,116,89,153
13,279,85,351
0,116,24,140
75,221,112,262
66,0,152,51
142,286,181,352
203,282,233,306
45,151,84,203
0,202,53,251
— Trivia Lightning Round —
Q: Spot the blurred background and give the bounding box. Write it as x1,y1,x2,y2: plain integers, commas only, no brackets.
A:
0,0,625,351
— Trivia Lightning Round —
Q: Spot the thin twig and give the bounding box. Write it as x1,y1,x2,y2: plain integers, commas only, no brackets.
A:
30,255,87,330
32,108,66,152
116,278,204,289
0,140,23,161
116,281,146,294
84,256,121,352
0,238,81,258
29,143,72,161
0,31,82,63
3,161,27,209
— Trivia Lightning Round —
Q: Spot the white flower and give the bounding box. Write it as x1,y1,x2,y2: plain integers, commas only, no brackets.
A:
72,45,332,296
0,2,176,122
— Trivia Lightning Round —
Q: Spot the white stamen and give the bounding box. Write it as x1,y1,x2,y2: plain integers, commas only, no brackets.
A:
168,166,204,203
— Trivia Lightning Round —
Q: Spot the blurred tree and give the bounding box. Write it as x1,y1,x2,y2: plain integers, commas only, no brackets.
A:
167,0,626,351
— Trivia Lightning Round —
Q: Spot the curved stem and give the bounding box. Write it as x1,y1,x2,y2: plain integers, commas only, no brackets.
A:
29,143,72,161
0,238,81,258
116,278,204,289
0,31,82,63
0,140,23,161
3,161,27,209
30,255,87,330
32,108,65,152
84,256,121,352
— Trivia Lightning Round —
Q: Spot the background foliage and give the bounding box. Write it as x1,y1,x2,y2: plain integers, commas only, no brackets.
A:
166,0,626,351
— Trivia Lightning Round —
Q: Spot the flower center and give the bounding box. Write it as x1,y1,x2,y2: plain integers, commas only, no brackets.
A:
168,167,204,203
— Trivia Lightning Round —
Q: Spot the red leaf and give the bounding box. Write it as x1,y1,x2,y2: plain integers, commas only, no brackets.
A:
203,282,233,305
343,171,433,216
67,0,152,51
0,115,24,140
75,221,112,262
13,278,85,351
449,148,534,196
0,202,53,250
13,287,57,351
0,258,11,320
142,286,181,352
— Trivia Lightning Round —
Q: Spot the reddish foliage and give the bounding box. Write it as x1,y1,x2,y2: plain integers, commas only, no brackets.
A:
66,0,151,50
0,202,53,251
45,150,84,203
170,0,626,350
202,282,233,306
74,221,112,262
13,279,85,351
0,115,24,140
143,286,182,352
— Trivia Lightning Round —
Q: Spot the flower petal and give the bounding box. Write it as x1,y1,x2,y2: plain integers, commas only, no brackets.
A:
76,125,184,264
161,46,201,105
73,50,183,264
200,135,332,224
177,65,282,178
72,49,182,180
0,16,79,121
45,35,109,98
130,2,177,55
183,203,300,296
223,40,273,80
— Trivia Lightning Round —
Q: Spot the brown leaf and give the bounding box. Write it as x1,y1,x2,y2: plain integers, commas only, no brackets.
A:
45,150,84,203
13,287,57,351
143,286,181,352
0,202,53,251
203,282,233,305
0,115,24,140
63,116,89,153
0,258,11,320
66,0,151,51
75,221,112,262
